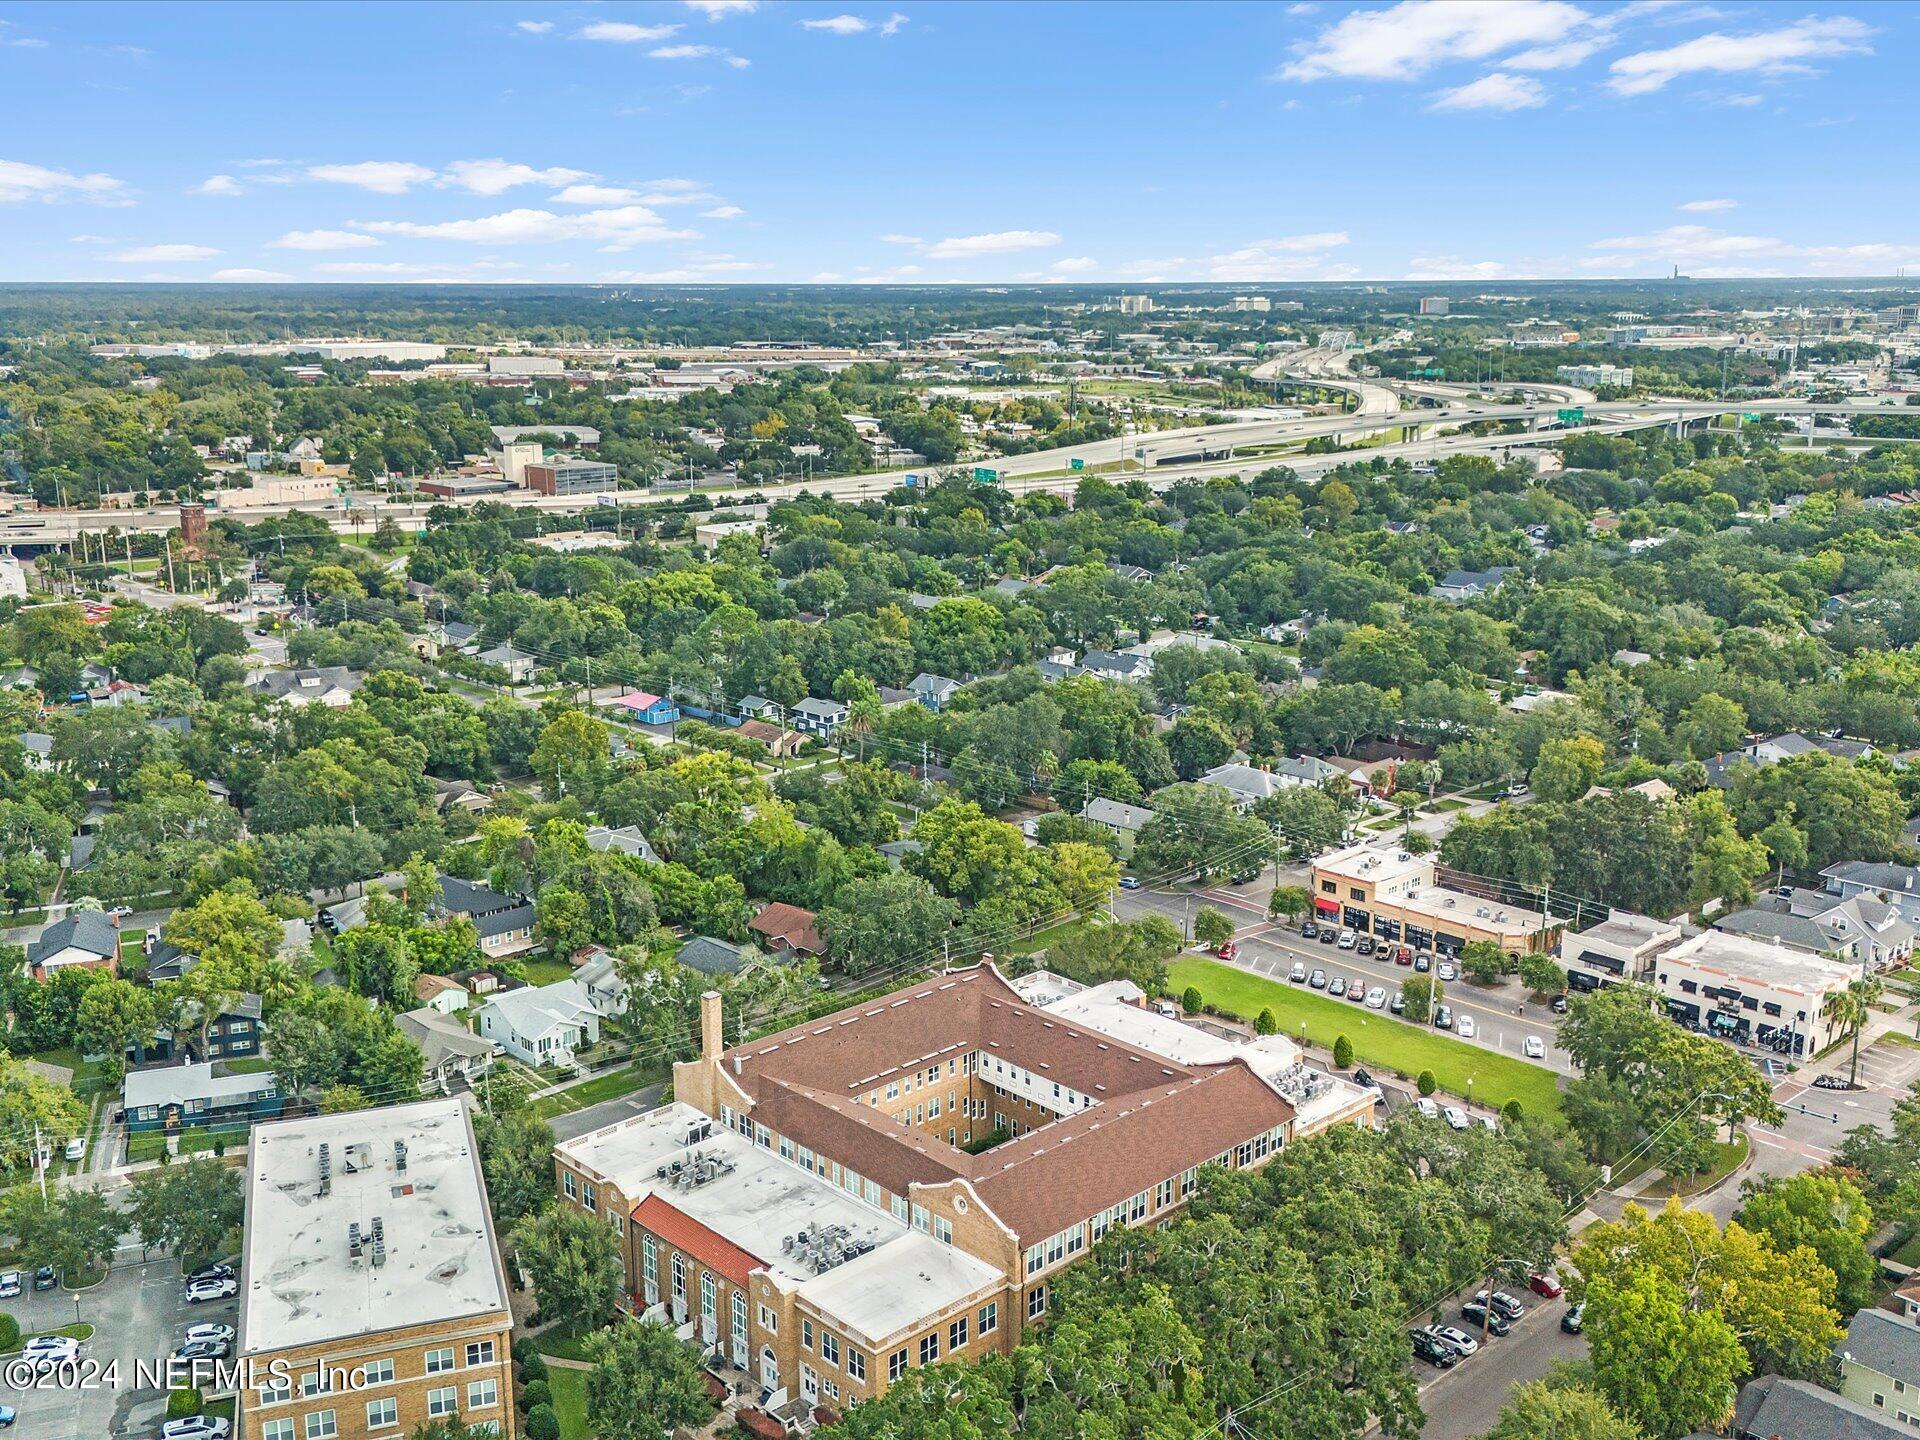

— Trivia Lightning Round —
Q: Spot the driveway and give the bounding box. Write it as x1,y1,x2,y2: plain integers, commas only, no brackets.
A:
1,1255,238,1439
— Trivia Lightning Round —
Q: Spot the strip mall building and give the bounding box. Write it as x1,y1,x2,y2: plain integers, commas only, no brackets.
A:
1311,844,1559,956
553,963,1376,1419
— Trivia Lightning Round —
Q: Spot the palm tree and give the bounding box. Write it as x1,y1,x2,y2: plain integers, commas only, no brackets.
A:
1823,973,1884,1085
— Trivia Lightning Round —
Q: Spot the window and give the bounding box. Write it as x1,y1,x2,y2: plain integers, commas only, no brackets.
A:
864,1179,881,1207
465,1341,495,1368
467,1379,499,1410
758,1304,778,1333
821,1332,839,1365
360,1359,394,1385
427,1387,458,1418
1156,1178,1175,1210
302,1371,332,1398
366,1398,398,1431
304,1412,338,1440
885,1081,899,1100
641,1235,659,1305
928,1097,941,1119
949,1316,969,1350
891,1194,909,1223
1028,1285,1048,1319
933,1216,953,1245
425,1348,455,1375
1025,1242,1045,1277
847,1348,866,1381
581,1181,597,1213
919,1332,940,1365
1321,880,1336,893
260,1376,293,1405
888,1349,909,1383
978,1301,998,1335
1181,1166,1198,1198
1350,886,1365,901
264,1423,295,1440
824,1378,840,1401
802,1318,814,1351
912,1204,930,1233
562,1170,577,1200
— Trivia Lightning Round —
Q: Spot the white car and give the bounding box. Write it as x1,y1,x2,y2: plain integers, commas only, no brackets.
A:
1413,1097,1440,1119
1442,1105,1470,1131
63,1135,85,1162
1337,929,1357,949
1365,986,1387,1009
185,1275,238,1303
162,1419,232,1440
184,1322,236,1347
1438,961,1457,982
1288,962,1307,984
1457,1015,1476,1039
20,1336,79,1364
1523,1035,1546,1059
1431,1324,1480,1357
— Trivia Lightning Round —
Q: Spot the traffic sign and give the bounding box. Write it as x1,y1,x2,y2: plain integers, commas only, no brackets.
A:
972,466,1000,483
1070,457,1085,471
1557,407,1586,425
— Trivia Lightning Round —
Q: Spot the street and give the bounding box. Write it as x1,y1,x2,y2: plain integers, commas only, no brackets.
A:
1408,1289,1587,1440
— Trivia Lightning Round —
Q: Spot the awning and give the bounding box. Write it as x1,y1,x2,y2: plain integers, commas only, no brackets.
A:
1314,897,1340,915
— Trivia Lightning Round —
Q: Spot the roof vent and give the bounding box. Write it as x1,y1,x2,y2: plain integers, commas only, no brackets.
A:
319,1143,332,1196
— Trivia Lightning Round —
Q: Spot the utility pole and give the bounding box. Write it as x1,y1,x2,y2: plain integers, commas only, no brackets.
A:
164,540,175,593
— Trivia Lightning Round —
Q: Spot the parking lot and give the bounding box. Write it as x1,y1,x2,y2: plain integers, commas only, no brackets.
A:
1,1256,239,1438
1410,1283,1587,1440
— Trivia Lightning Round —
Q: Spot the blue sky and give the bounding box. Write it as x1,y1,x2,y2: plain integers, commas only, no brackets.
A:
1,0,1913,284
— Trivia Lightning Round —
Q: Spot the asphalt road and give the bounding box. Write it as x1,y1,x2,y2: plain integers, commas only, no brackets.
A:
1409,1289,1587,1440
547,1082,665,1143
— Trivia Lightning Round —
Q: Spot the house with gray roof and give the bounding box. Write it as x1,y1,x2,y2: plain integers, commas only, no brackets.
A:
1732,1374,1908,1440
1704,732,1878,788
1081,797,1156,856
1078,649,1154,683
1716,890,1915,971
246,665,364,709
1430,566,1519,601
1841,1309,1920,1422
123,1060,281,1133
26,911,120,979
475,980,602,1067
1198,762,1289,811
909,673,963,712
434,875,537,958
676,935,752,976
790,697,847,736
17,732,53,772
1825,861,1920,927
586,824,660,863
478,644,538,684
395,1007,496,1094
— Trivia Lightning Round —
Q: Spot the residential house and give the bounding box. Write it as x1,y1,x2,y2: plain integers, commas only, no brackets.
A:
1715,888,1915,972
877,839,926,872
434,875,538,959
736,720,804,758
1840,1309,1920,1425
25,911,120,980
479,644,539,684
738,695,782,722
1268,754,1350,790
430,777,496,816
1730,1375,1908,1440
1429,566,1519,602
1704,731,1877,789
90,678,147,708
430,618,481,652
1108,563,1153,584
910,673,963,713
66,833,94,876
790,697,848,736
675,935,752,976
1078,649,1154,683
573,949,629,1015
395,1007,497,1094
475,980,603,1067
127,994,263,1066
612,690,682,725
413,972,470,1014
586,824,661,863
17,732,53,772
748,901,825,960
1198,762,1287,812
122,1060,281,1133
1824,861,1920,928
246,665,364,709
1080,797,1157,856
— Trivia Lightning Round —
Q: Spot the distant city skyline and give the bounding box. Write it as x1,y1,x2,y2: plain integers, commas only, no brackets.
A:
0,0,1913,284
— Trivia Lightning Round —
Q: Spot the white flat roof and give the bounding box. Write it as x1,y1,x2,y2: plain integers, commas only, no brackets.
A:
241,1097,507,1355
794,1232,1001,1346
558,1102,905,1286
1663,929,1863,993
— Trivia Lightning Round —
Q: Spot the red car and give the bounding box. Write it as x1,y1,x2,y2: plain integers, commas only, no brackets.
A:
1528,1270,1564,1298
1394,946,1413,966
1217,941,1237,961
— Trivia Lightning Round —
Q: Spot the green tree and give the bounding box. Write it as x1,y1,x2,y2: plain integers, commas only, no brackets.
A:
1048,840,1122,917
1333,1034,1354,1068
1181,986,1203,1014
818,872,959,977
474,1108,560,1229
1584,1266,1744,1439
1460,940,1507,984
1478,1380,1647,1440
1519,951,1565,996
1736,1170,1878,1314
1268,884,1310,921
530,710,611,804
513,1205,624,1333
1192,906,1235,951
584,1319,713,1440
1401,973,1440,1024
1531,737,1606,804
0,1183,123,1284
127,1157,244,1268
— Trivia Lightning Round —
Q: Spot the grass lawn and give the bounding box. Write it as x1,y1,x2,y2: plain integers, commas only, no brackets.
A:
1009,915,1095,958
538,1325,602,1364
1168,957,1563,1118
221,1056,275,1074
547,1364,590,1440
1644,1135,1750,1199
2,1323,94,1354
126,1125,244,1164
529,1065,661,1122
1892,1231,1920,1268
519,957,575,987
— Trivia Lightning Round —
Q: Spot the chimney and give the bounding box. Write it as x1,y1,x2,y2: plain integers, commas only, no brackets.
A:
700,990,724,1061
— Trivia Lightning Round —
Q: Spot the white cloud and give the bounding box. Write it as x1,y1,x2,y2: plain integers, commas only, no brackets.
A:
881,13,908,35
109,243,221,262
878,233,923,245
554,184,641,205
355,205,699,249
1431,72,1547,110
313,261,429,275
1281,0,1596,81
191,174,244,196
686,0,757,16
1199,233,1352,280
1503,37,1604,68
69,234,112,244
810,271,846,282
924,230,1061,260
649,43,750,65
306,161,437,194
442,159,594,195
700,205,744,219
1608,15,1871,94
0,159,128,204
212,267,292,282
515,19,554,33
1582,223,1920,274
1051,256,1099,274
1405,255,1510,280
270,229,382,251
1679,197,1738,212
802,15,870,33
1591,223,1778,255
579,21,682,42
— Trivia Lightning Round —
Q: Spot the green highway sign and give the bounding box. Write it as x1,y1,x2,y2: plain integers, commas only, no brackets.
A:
1742,413,1764,423
1070,457,1085,471
972,466,1000,483
1557,407,1586,425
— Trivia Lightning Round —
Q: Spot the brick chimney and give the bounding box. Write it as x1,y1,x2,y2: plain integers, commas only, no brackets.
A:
700,990,724,1060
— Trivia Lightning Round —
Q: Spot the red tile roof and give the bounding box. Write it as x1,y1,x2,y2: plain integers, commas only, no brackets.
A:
633,1194,761,1291
748,902,825,956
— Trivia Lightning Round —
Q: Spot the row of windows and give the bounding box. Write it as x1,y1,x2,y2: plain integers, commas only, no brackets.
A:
800,1316,866,1379
258,1343,497,1407
256,1385,498,1440
871,1053,973,1104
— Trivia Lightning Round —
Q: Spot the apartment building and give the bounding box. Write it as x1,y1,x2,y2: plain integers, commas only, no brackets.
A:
1311,844,1559,956
238,1098,515,1440
553,965,1374,1420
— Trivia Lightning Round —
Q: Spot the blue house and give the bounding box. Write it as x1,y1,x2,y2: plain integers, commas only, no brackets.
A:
122,1061,281,1133
612,689,682,725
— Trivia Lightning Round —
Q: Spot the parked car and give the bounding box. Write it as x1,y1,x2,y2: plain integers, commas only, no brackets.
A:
184,1323,237,1347
63,1135,85,1161
1365,986,1387,1009
1430,1324,1480,1357
1357,936,1376,957
1561,1303,1584,1334
1328,977,1348,998
1433,1005,1453,1030
172,1335,233,1364
1317,927,1337,945
1216,941,1237,961
0,1271,18,1299
1527,1270,1564,1298
1394,945,1413,965
1438,960,1457,982
32,1264,56,1291
185,1274,238,1303
1352,1068,1376,1090
1389,991,1406,1014
1414,1097,1440,1119
1523,1035,1546,1059
0,1402,15,1427
161,1419,232,1440
1474,1290,1527,1321
1442,1105,1470,1131
186,1262,235,1286
1410,1328,1460,1368
1118,876,1143,891
1301,921,1320,939
1460,1301,1512,1336
1457,1015,1476,1039
1337,929,1357,949
1413,954,1431,972
20,1336,78,1364
1551,994,1570,1015
1288,961,1307,983
1309,969,1328,989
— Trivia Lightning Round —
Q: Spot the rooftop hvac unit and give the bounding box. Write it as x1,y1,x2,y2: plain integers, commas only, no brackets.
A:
319,1143,332,1196
348,1222,363,1259
371,1214,387,1268
394,1140,408,1175
680,1118,713,1147
343,1142,373,1173
1475,906,1490,918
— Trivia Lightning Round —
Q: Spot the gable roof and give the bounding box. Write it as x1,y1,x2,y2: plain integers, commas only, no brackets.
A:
1845,1309,1920,1384
27,910,119,966
748,902,824,955
677,936,750,975
481,980,600,1041
1733,1375,1907,1440
395,1007,495,1067
248,665,363,700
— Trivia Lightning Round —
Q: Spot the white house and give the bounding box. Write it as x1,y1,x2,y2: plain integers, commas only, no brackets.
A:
475,980,603,1068
394,1007,496,1094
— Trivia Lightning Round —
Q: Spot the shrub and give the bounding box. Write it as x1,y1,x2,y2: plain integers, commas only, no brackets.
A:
0,1314,17,1353
519,1352,549,1384
1333,1034,1354,1068
520,1379,550,1412
1502,1099,1525,1123
1417,1070,1437,1096
1181,986,1203,1015
513,1337,541,1367
167,1387,204,1419
1255,1007,1278,1035
525,1402,561,1440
